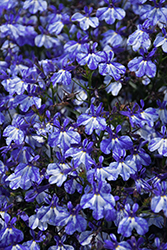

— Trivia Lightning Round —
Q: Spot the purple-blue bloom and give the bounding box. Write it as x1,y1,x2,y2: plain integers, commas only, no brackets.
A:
77,102,107,135
3,115,27,145
80,181,115,220
35,27,61,49
13,94,41,112
103,75,122,96
46,162,72,187
153,28,167,53
139,0,167,28
101,29,124,48
117,203,149,237
29,194,67,229
47,13,69,35
96,0,126,25
127,23,151,51
51,68,72,86
64,176,83,194
87,156,118,182
48,235,74,250
0,0,18,9
153,237,167,250
0,216,24,248
138,99,159,127
129,141,151,170
99,51,126,80
23,0,47,14
6,161,40,190
71,6,99,31
56,202,87,235
48,118,81,152
100,125,133,155
65,138,94,170
109,149,137,181
148,126,167,156
3,125,25,145
151,182,167,216
120,103,144,128
64,32,89,60
104,233,131,250
127,236,145,250
1,77,27,95
157,100,167,124
128,48,157,78
76,42,107,70
46,153,73,186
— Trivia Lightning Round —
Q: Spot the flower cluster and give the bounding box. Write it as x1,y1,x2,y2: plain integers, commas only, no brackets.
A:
0,0,167,249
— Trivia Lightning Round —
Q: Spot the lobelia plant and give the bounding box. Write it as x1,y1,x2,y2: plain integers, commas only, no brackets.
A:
0,0,167,249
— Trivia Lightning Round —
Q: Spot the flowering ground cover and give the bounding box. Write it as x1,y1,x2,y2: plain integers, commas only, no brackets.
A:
0,0,167,249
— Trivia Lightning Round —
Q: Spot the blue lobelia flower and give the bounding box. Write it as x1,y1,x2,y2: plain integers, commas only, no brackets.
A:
76,42,107,70
6,160,41,190
108,149,137,181
128,48,157,78
0,14,37,46
129,140,151,170
25,184,51,203
0,216,24,248
157,100,167,125
151,182,167,217
65,138,94,170
48,118,81,152
3,124,25,146
64,176,83,194
153,28,167,53
153,237,167,250
35,26,61,49
100,125,133,155
139,0,167,28
77,102,107,135
56,202,87,235
131,168,152,194
29,194,67,230
138,99,159,127
87,156,118,183
46,153,73,187
103,75,122,96
80,181,115,220
121,99,158,128
120,102,145,128
71,6,99,31
99,51,126,80
48,235,74,250
3,115,27,145
127,236,146,250
23,230,45,250
13,94,41,112
117,203,149,237
51,59,73,86
23,0,47,14
127,22,151,52
96,0,126,25
104,233,131,250
5,243,28,249
148,126,167,156
47,12,70,35
78,228,110,249
1,76,28,95
0,0,18,10
64,32,89,60
101,28,124,49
